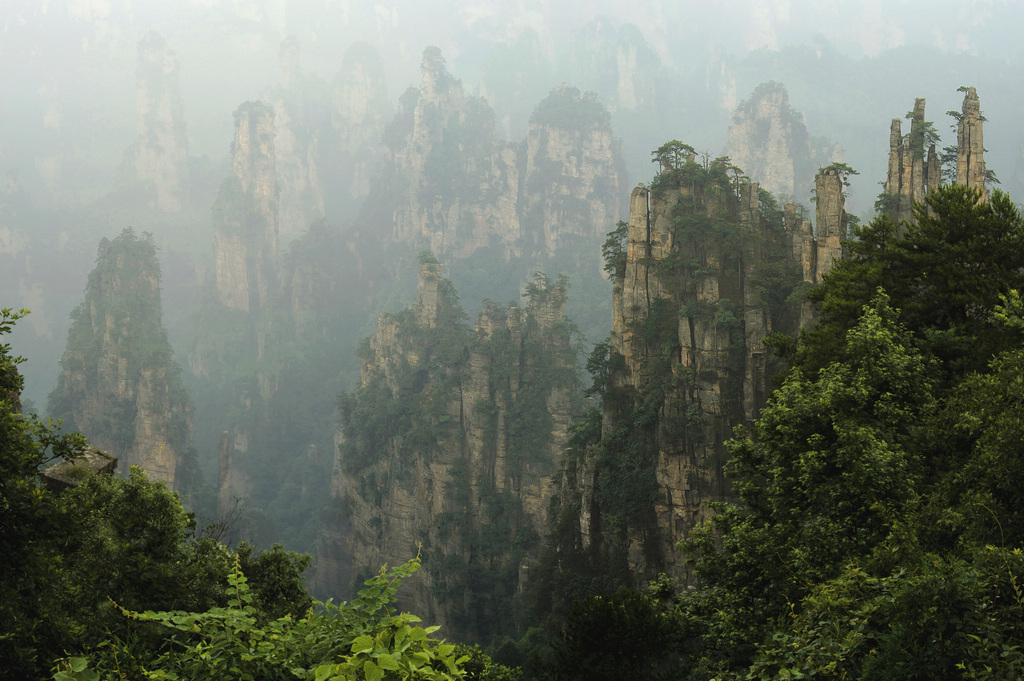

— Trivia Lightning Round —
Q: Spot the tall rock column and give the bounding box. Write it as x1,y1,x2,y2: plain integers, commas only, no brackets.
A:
213,102,279,312
330,42,391,216
126,31,189,213
814,168,845,282
48,229,193,489
264,36,327,245
724,81,838,198
570,159,806,582
326,265,576,642
522,84,626,258
882,98,940,223
957,86,987,200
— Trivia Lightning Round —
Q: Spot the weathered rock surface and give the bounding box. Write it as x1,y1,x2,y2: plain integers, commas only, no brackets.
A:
376,48,624,269
330,42,392,215
551,158,842,585
882,98,941,223
322,262,575,641
48,230,192,489
725,81,839,199
523,85,626,257
880,89,989,222
124,31,189,213
42,446,118,492
213,102,279,313
957,86,987,200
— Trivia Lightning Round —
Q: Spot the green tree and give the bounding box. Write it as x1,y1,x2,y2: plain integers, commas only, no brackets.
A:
802,185,1024,380
0,309,315,677
651,140,697,171
0,308,86,679
682,292,935,675
542,575,687,681
55,555,469,681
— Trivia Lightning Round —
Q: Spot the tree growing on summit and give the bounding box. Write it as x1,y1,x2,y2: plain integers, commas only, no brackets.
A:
651,140,696,171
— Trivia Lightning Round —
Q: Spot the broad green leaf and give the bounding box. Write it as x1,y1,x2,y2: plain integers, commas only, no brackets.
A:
351,634,374,654
363,660,383,681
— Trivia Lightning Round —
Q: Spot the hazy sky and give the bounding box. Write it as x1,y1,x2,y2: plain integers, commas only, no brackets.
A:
3,0,1024,409
3,0,1023,203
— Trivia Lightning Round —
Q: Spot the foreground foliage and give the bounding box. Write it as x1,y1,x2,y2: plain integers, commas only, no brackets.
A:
55,555,468,681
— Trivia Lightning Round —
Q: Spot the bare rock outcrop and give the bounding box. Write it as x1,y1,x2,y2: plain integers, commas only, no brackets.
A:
330,42,392,215
124,31,189,213
882,98,942,223
725,81,838,199
957,86,987,200
522,85,626,257
213,102,279,312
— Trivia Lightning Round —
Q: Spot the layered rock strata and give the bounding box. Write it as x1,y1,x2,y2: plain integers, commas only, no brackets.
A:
379,48,624,267
125,31,189,213
724,81,838,198
325,262,575,640
554,158,843,584
957,86,987,200
48,230,192,489
213,102,279,312
882,98,942,223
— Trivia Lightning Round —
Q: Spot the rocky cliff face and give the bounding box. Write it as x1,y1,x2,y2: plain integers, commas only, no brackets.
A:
881,89,989,222
882,98,941,223
213,102,279,313
374,48,625,270
784,168,846,327
323,261,576,641
548,158,842,586
523,85,626,257
48,229,193,489
262,36,327,245
330,42,392,216
124,32,189,213
381,47,521,260
725,82,838,199
957,86,987,200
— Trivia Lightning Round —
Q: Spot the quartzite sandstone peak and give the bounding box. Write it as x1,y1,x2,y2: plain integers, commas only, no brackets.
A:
724,81,839,199
552,157,843,584
377,47,625,269
883,98,940,224
324,262,575,641
957,86,987,200
881,88,988,223
524,85,626,258
125,31,189,213
48,229,193,489
213,101,279,313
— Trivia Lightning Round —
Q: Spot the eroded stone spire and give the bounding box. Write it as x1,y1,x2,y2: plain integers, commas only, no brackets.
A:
957,86,987,200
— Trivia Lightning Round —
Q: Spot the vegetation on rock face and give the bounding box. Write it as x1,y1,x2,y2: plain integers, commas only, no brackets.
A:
534,183,1024,680
533,150,803,621
46,228,196,491
338,268,581,644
